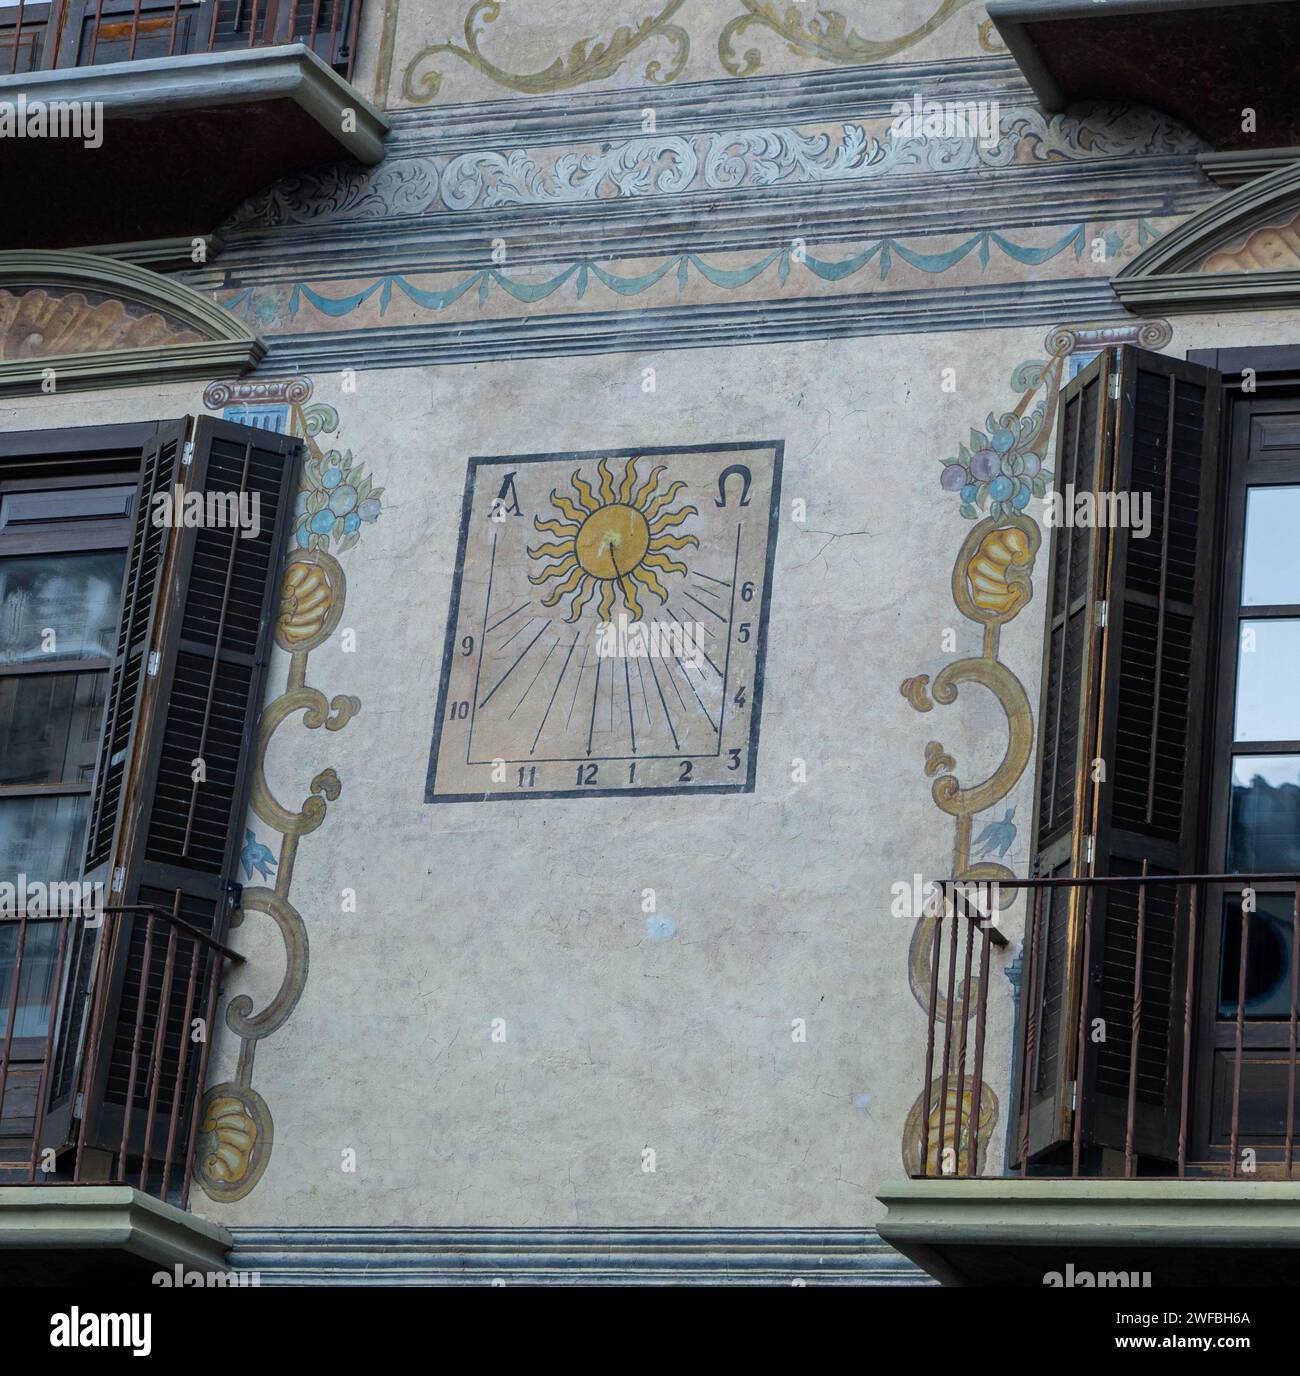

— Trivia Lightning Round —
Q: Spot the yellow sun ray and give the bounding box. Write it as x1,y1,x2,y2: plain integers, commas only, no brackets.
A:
570,469,600,512
649,532,700,552
618,457,639,503
568,577,599,622
630,564,669,601
630,463,665,509
539,563,589,606
643,550,690,576
647,505,697,533
597,580,617,621
528,554,579,585
533,515,579,538
596,457,618,505
549,490,588,524
526,538,577,561
643,479,688,521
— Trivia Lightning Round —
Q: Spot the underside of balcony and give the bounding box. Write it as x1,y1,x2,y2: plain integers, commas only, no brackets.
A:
988,0,1300,151
0,1186,231,1283
878,1179,1300,1286
0,44,387,253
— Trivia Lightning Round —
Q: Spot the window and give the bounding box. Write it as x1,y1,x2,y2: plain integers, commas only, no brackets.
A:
0,419,300,1178
0,478,133,1067
1023,344,1300,1169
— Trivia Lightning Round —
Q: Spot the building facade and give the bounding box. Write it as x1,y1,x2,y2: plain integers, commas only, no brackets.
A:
1,0,1299,1287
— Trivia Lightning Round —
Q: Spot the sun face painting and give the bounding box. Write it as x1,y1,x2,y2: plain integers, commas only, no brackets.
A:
528,456,699,623
426,442,782,802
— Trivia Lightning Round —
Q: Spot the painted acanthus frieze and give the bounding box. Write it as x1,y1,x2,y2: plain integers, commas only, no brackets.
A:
718,0,977,76
223,105,1201,230
402,0,691,103
896,319,1175,1178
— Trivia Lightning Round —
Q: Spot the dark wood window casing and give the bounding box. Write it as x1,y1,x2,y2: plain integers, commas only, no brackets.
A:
0,417,301,1175
1022,345,1222,1164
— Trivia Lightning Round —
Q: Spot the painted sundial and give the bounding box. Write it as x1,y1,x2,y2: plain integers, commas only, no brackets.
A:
425,442,782,801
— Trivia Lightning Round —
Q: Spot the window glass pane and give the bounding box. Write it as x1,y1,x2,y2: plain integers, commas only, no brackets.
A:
0,794,89,882
1228,755,1300,872
1234,619,1300,741
0,551,124,665
1241,486,1300,606
0,921,60,1039
0,671,107,786
1219,892,1298,1019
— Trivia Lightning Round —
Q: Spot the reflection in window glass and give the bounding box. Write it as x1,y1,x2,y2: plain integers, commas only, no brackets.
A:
0,922,60,1039
1242,486,1300,606
0,794,89,882
1219,892,1298,1019
1229,755,1300,872
0,672,106,787
1234,620,1300,741
0,552,124,665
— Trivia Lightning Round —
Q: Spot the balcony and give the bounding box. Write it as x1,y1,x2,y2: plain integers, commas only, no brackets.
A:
0,0,387,256
0,903,239,1281
878,872,1300,1286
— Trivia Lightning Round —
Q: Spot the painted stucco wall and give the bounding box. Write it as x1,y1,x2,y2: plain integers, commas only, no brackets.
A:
5,1,1294,1236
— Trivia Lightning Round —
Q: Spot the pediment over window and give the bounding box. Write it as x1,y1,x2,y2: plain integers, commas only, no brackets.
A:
0,251,264,396
1113,160,1300,313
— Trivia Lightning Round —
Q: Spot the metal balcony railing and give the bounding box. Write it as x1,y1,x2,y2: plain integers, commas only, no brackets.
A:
912,872,1300,1181
0,0,362,80
0,903,241,1207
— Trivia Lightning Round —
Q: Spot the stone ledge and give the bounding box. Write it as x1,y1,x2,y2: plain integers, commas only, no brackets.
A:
0,1186,232,1283
877,1178,1300,1286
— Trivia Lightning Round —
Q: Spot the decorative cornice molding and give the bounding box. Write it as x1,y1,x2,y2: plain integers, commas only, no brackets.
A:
227,1226,928,1285
0,250,264,396
1113,159,1300,313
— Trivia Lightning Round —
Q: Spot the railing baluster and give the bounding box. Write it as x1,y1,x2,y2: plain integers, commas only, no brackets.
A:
936,884,962,1176
127,0,144,61
952,885,977,1175
1230,885,1250,1179
1019,885,1044,1177
1071,885,1094,1178
1124,862,1148,1178
967,919,993,1179
180,946,223,1210
167,0,182,56
27,915,70,1182
75,911,117,1183
1178,883,1197,1178
88,0,108,63
9,0,27,74
139,920,179,1190
117,913,154,1183
161,940,202,1201
918,882,944,1178
0,913,30,1130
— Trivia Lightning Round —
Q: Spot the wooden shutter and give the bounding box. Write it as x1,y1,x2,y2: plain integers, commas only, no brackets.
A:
43,416,301,1164
1022,346,1221,1162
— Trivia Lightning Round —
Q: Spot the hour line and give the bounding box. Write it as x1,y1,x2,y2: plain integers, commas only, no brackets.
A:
487,599,532,634
645,652,680,751
681,590,727,624
566,638,592,728
634,657,653,726
532,633,580,754
587,651,603,755
479,621,549,709
667,603,723,677
693,570,732,588
509,633,561,719
498,613,540,650
673,653,718,732
624,655,636,754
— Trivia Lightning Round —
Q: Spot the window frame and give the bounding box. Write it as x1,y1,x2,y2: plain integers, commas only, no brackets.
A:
1185,348,1300,1163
